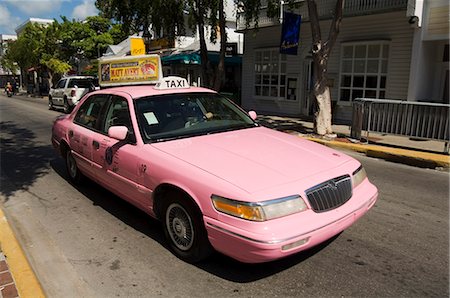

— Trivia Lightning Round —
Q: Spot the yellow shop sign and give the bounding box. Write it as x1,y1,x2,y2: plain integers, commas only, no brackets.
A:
130,37,145,56
98,54,162,87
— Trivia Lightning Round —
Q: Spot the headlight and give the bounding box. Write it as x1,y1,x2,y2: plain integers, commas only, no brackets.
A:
352,166,367,188
211,195,307,221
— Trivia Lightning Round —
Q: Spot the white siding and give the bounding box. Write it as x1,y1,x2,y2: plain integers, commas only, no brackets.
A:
241,10,415,121
424,3,449,40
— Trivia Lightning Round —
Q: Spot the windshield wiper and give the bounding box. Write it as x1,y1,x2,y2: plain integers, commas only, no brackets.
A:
209,123,256,134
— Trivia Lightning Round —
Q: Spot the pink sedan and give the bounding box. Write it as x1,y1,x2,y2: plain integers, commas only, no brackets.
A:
52,77,378,263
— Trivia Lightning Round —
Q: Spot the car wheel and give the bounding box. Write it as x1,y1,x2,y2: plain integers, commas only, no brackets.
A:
63,97,71,114
48,96,54,110
163,194,212,263
65,149,82,184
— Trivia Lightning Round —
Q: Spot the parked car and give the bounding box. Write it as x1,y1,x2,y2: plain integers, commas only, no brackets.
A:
49,76,99,113
51,76,378,264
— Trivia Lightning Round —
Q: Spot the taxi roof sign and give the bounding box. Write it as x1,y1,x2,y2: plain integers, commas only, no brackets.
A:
154,76,190,90
98,54,163,87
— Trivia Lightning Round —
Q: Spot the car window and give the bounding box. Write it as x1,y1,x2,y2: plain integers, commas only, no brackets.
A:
136,93,256,142
102,96,133,134
74,95,109,130
68,79,95,89
57,79,66,89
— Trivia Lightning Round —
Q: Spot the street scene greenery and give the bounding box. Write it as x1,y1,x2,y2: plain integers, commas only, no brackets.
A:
1,0,342,135
1,16,126,87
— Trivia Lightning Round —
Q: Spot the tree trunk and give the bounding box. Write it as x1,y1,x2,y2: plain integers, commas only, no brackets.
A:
306,0,344,136
314,85,333,135
47,71,54,89
312,50,333,135
195,1,210,88
213,0,226,91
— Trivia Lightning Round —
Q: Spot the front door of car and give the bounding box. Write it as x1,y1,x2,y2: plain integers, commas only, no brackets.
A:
71,94,110,179
91,95,148,208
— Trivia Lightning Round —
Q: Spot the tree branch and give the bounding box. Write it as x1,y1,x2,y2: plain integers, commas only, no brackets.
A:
306,0,322,48
325,0,344,56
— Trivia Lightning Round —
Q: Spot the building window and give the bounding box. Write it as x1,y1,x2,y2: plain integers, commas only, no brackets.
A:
254,49,290,99
339,42,389,102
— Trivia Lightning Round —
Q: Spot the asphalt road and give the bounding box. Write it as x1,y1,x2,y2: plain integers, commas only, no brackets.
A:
1,94,449,297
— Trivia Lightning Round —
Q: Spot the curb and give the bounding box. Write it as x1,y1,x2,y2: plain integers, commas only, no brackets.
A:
305,137,450,169
0,209,46,298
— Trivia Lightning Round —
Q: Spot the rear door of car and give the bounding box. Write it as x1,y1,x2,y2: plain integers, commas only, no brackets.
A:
70,94,110,179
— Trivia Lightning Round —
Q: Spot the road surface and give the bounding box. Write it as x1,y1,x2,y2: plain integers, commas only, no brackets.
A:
0,94,448,297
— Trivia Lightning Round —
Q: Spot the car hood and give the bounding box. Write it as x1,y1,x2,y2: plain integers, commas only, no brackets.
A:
151,127,352,193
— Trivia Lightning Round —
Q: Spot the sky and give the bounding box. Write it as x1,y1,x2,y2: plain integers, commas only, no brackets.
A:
0,0,99,35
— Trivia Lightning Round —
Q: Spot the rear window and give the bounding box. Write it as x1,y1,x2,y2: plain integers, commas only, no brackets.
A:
68,79,97,88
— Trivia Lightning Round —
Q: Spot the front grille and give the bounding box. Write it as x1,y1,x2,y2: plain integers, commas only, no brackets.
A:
305,175,352,212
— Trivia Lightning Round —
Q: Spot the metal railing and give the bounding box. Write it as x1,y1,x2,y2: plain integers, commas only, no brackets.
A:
351,98,450,152
344,0,408,16
236,0,408,30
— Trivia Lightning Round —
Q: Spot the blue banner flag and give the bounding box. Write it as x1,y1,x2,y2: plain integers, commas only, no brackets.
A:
280,12,302,55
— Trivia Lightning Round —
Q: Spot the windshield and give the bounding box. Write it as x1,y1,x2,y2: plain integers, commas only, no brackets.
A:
68,79,98,88
135,93,257,142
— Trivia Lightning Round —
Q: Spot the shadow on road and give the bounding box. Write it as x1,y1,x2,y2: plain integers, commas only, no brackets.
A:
51,158,166,247
51,157,339,282
196,234,339,282
0,121,55,201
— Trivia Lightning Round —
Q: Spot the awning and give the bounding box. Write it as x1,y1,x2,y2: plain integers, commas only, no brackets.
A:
161,53,201,65
161,51,242,66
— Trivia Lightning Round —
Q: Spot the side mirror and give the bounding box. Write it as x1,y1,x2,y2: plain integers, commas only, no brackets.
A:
108,126,128,141
248,110,257,120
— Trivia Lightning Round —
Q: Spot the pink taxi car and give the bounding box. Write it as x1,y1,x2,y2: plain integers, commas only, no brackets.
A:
52,76,378,263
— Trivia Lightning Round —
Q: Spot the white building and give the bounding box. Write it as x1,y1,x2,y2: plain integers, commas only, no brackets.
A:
15,18,54,36
237,0,449,121
0,34,17,56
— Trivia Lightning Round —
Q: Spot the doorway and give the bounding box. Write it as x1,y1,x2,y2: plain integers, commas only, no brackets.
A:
301,58,314,116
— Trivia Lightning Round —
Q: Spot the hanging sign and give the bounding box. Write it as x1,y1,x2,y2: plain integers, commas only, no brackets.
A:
280,12,302,55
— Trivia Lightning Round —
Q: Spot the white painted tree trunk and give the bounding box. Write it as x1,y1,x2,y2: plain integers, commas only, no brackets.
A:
314,86,333,135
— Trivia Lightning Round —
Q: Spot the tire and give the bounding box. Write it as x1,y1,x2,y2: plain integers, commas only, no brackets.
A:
63,97,71,114
48,96,54,110
162,193,212,263
65,149,83,184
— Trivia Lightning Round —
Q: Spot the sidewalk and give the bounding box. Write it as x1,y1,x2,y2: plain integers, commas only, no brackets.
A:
0,250,19,298
0,209,45,298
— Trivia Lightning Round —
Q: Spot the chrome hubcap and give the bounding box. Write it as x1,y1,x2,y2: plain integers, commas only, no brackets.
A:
166,203,194,251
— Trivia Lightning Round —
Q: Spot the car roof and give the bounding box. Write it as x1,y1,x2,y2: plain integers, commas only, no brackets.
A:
63,76,95,80
93,85,217,99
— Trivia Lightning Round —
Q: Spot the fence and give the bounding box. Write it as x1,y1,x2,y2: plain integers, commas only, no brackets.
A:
236,0,408,31
351,98,450,152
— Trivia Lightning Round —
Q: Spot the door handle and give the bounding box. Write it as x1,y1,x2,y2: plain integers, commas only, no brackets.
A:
92,140,100,149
